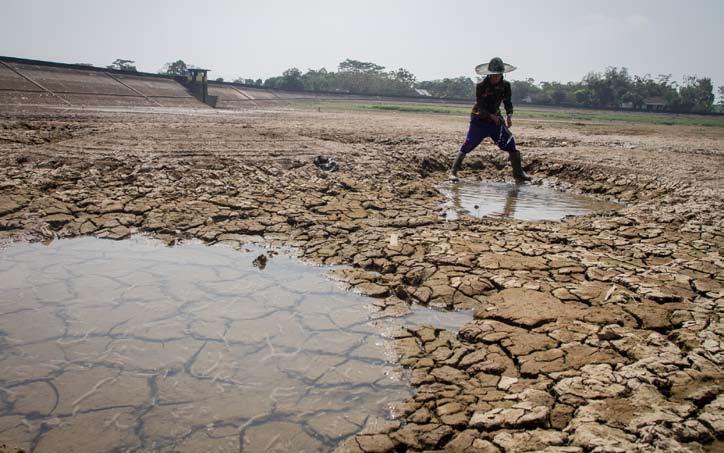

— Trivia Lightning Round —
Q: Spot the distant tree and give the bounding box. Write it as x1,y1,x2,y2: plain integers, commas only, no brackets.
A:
262,76,281,88
334,59,415,95
536,81,578,105
604,67,632,104
677,76,715,112
378,68,417,95
581,72,605,106
417,77,474,99
336,59,389,94
263,68,304,91
248,59,417,96
620,90,640,108
221,61,720,110
390,68,416,87
551,90,566,105
574,89,592,105
581,67,631,107
74,63,94,67
628,75,655,109
233,77,263,86
338,59,385,74
654,74,681,109
302,68,336,92
537,93,553,105
107,59,137,72
160,60,188,76
215,77,224,82
509,78,540,103
281,68,304,90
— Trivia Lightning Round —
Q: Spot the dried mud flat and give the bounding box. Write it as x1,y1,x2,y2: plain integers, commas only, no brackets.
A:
0,105,723,452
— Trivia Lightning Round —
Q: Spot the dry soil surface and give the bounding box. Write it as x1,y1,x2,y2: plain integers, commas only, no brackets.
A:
0,105,722,452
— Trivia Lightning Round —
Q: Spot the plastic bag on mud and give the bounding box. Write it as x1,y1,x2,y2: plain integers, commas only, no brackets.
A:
313,155,338,172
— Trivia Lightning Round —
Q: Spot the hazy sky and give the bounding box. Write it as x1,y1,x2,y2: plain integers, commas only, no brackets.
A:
3,0,723,96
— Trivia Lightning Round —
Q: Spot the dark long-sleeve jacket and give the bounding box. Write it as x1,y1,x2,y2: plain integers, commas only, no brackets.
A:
471,77,513,120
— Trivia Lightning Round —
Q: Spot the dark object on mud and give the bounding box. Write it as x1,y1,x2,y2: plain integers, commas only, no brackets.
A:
0,443,26,453
313,155,338,172
252,254,268,270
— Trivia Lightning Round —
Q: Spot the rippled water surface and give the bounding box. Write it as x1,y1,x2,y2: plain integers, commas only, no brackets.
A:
0,237,469,452
439,181,618,221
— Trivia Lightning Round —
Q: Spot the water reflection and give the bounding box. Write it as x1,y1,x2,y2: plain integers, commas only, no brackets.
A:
440,181,617,221
0,237,470,452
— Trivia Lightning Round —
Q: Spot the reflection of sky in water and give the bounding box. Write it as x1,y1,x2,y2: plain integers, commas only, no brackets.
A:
0,237,470,452
439,181,618,221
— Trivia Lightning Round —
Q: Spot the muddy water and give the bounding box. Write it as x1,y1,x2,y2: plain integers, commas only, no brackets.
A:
0,237,468,452
439,181,618,221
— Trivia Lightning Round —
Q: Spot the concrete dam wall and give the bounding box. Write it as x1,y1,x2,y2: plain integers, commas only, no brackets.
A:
0,57,202,108
0,56,463,111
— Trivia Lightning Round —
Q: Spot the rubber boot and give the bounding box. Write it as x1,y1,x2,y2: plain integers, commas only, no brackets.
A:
509,151,531,182
450,152,465,181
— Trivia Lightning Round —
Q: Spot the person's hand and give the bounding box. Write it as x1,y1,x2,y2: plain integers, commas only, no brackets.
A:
490,114,501,126
506,115,513,128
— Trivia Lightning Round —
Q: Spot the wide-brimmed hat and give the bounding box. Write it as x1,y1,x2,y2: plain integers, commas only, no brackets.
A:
475,57,517,75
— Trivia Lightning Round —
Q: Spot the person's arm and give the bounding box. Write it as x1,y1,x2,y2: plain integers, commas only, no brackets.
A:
504,82,513,127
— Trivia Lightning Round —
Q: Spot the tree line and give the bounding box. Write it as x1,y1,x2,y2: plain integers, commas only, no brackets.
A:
105,58,723,113
509,68,717,113
244,62,720,113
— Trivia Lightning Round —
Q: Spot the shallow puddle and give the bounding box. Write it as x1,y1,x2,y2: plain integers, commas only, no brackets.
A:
439,181,618,221
0,237,469,452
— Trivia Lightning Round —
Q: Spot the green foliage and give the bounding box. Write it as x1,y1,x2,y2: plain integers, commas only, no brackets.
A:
537,81,571,105
417,77,475,99
160,60,188,76
263,67,305,91
281,68,304,91
257,60,419,96
675,76,715,112
232,77,262,86
508,68,714,113
509,78,540,103
248,60,718,113
391,68,416,87
574,89,591,105
333,60,417,95
338,59,385,73
302,68,337,92
107,59,137,72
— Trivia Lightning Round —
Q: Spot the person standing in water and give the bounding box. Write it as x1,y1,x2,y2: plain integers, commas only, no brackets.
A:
450,57,531,182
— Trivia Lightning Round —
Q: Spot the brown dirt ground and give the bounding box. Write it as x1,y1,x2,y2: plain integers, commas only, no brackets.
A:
0,104,722,452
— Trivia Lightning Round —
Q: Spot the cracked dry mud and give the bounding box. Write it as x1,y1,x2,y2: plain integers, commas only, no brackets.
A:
1,106,723,452
0,238,420,452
